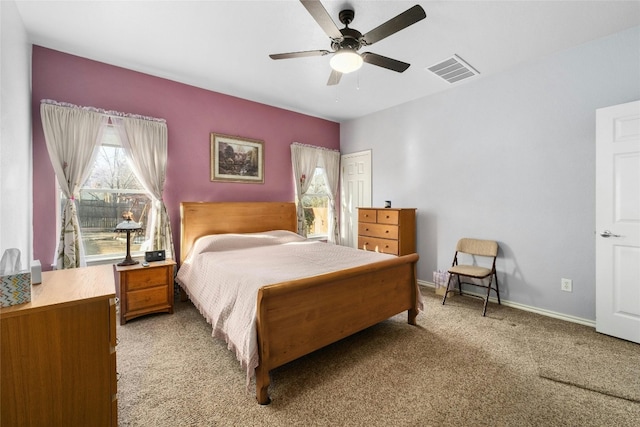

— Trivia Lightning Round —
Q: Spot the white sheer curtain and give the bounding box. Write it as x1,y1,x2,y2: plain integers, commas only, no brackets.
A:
290,143,320,237
112,116,174,260
40,101,108,269
318,149,341,244
291,143,341,241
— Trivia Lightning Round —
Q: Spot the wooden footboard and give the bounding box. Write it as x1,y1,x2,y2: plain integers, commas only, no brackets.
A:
179,201,420,405
254,252,419,404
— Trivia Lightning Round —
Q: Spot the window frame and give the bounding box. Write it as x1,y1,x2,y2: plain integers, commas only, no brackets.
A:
55,125,152,264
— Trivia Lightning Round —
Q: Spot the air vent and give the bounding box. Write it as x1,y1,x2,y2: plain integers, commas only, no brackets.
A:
426,54,479,84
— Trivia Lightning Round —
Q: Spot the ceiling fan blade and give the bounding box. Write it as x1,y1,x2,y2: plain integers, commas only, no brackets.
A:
362,5,426,45
269,50,331,60
327,69,342,86
300,0,342,40
362,52,410,73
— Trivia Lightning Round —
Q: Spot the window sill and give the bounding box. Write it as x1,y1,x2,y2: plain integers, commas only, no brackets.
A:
86,253,145,266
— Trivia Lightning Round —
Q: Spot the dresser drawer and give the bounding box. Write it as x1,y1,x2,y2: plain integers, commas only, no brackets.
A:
358,236,399,255
110,351,117,394
123,267,168,291
376,210,399,225
358,209,378,223
109,298,117,348
126,286,169,312
358,222,399,240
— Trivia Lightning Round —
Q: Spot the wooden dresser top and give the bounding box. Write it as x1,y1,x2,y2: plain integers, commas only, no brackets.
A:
0,264,115,318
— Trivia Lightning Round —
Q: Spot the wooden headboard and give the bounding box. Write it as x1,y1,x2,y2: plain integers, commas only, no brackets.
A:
180,202,297,264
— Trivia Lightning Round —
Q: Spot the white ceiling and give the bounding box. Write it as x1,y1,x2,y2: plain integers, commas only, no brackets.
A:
14,0,640,122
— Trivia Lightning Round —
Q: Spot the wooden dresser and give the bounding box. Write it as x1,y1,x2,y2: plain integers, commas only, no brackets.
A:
358,208,417,256
114,259,175,324
0,264,117,427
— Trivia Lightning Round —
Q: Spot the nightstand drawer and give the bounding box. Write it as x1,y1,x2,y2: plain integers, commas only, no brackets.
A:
126,286,169,312
358,223,399,240
358,236,399,255
123,267,168,291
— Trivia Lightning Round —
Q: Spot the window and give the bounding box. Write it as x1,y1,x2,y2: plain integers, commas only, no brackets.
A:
61,126,151,260
301,167,329,238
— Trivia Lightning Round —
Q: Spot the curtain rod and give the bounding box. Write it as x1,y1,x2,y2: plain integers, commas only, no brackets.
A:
41,99,166,124
291,142,340,153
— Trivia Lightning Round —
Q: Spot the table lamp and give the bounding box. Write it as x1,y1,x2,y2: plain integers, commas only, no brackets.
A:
114,217,142,266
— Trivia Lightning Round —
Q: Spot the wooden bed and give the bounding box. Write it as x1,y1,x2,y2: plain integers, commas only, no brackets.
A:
179,201,420,404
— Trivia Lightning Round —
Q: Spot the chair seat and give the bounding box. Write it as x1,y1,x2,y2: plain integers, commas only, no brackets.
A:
449,265,492,278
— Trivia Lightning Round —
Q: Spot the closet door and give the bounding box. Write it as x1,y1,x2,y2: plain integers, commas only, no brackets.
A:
340,150,372,248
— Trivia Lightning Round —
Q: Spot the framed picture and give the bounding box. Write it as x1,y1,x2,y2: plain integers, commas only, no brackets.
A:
210,133,264,183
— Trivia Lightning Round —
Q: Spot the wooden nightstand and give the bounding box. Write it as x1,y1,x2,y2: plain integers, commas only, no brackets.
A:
114,259,176,324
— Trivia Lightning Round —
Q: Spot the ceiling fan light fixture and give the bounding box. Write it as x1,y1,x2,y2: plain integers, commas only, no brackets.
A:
330,49,363,74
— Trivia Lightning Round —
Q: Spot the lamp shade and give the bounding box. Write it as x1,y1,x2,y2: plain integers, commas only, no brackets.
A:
115,220,142,231
330,49,363,74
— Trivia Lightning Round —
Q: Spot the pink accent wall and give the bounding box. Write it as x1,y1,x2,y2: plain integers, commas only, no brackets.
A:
32,46,339,269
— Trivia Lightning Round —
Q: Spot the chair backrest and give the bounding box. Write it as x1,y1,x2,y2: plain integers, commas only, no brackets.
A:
456,238,498,257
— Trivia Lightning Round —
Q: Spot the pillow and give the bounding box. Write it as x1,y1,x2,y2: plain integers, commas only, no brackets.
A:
187,230,305,260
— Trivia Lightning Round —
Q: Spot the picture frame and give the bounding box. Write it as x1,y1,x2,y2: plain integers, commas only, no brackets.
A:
210,133,264,183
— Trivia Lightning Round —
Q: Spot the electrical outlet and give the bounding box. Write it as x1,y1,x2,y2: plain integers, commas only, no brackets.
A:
561,278,573,292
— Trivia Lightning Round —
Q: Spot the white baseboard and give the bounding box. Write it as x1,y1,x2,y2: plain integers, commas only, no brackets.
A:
417,280,595,328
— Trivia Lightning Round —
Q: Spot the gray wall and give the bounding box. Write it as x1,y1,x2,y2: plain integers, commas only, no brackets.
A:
341,26,640,321
0,1,33,264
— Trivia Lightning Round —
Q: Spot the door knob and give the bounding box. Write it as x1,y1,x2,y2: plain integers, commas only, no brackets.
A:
600,230,621,238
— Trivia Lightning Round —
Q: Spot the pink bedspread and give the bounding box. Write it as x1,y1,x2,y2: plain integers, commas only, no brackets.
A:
176,230,422,383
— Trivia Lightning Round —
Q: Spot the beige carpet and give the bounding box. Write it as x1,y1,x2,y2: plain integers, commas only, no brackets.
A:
527,318,640,402
116,288,640,426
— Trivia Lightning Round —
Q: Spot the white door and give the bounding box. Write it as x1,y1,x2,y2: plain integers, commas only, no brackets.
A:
340,150,372,248
595,100,640,344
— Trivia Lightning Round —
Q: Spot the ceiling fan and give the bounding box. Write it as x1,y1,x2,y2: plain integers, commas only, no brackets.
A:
269,0,426,86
